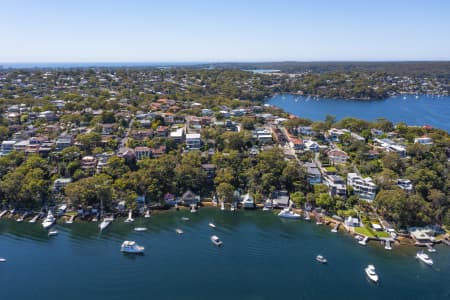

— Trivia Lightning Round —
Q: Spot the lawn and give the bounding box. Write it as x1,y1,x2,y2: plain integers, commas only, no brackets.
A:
354,226,376,238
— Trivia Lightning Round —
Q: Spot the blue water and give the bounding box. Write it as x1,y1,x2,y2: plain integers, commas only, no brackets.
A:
268,94,450,132
0,208,449,300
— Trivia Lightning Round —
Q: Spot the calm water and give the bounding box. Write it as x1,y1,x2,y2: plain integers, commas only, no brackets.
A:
268,94,450,132
0,208,448,300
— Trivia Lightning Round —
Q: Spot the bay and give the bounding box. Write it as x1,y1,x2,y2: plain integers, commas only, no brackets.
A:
268,94,450,132
0,208,448,300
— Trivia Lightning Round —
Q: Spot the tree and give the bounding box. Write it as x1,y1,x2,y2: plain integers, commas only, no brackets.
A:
290,191,305,207
216,182,234,203
103,156,130,179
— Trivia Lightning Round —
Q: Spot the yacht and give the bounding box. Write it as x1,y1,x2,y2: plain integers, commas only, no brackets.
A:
99,216,114,231
42,211,56,229
416,251,433,266
278,208,301,219
316,255,327,264
210,235,223,247
175,228,184,234
365,265,379,283
209,222,216,228
0,258,6,262
48,229,59,236
120,241,145,254
124,209,134,223
134,227,147,232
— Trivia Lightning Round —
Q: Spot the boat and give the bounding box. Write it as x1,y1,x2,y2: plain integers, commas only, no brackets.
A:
220,201,225,211
331,228,338,233
416,251,433,265
175,228,184,234
230,204,235,212
304,211,311,221
134,227,147,232
427,247,436,253
181,217,190,221
190,204,197,213
42,211,56,229
316,220,323,225
316,255,327,264
99,216,114,231
29,213,40,223
210,235,223,247
17,212,28,222
365,265,379,283
209,222,216,228
358,237,368,246
65,215,75,224
278,208,301,219
0,258,6,262
124,209,134,223
120,241,145,254
384,240,392,250
48,229,59,236
144,209,151,218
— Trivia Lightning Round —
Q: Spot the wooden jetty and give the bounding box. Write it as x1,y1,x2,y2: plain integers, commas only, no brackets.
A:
65,215,75,224
16,212,29,222
0,210,8,219
29,214,40,223
331,223,339,233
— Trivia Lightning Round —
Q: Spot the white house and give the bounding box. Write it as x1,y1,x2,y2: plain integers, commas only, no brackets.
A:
347,173,377,201
186,133,201,150
414,136,433,145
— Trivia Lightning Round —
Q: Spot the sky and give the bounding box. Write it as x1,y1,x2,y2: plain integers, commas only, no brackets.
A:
1,0,449,62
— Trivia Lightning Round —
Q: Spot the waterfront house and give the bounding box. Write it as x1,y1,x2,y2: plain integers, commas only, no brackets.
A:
272,190,290,208
347,173,377,201
181,190,200,206
345,216,361,227
410,228,435,245
164,193,176,206
241,193,255,209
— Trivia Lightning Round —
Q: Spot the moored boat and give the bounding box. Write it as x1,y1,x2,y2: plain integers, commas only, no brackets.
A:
134,227,147,232
124,209,134,223
175,228,184,234
0,258,6,262
42,211,56,229
99,216,114,231
278,208,301,219
365,264,379,283
48,229,59,236
416,251,433,266
120,241,145,254
209,222,216,228
210,235,223,247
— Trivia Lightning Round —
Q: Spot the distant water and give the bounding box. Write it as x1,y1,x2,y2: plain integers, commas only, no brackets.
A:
0,62,203,69
0,208,448,300
268,94,450,132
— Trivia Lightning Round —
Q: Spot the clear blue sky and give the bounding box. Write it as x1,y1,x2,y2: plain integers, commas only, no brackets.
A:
1,0,449,62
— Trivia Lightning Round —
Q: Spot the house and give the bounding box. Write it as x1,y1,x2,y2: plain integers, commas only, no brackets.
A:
53,178,72,193
253,128,272,144
186,133,201,150
298,126,314,136
324,175,347,198
272,190,290,208
181,190,200,206
100,123,117,135
414,136,433,145
241,193,255,209
304,140,320,152
163,193,177,206
13,140,29,152
81,156,97,174
410,228,435,245
347,173,377,201
130,129,153,141
135,146,151,160
373,138,406,157
345,216,360,227
117,147,135,161
150,145,166,158
0,140,16,155
55,135,73,151
289,137,304,151
304,162,321,185
397,179,413,192
156,126,169,137
169,127,184,142
327,149,349,164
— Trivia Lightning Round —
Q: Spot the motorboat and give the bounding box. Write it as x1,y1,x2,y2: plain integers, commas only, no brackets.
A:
220,201,225,211
175,228,184,234
48,229,59,236
144,209,151,218
304,212,311,221
210,235,223,247
181,217,190,221
124,209,134,223
331,228,338,233
42,211,56,229
427,247,436,253
365,265,379,283
416,251,433,265
0,258,6,262
99,216,114,231
134,227,147,232
120,241,145,254
230,204,235,212
316,255,327,264
384,241,392,250
278,208,301,219
190,204,197,213
209,222,216,228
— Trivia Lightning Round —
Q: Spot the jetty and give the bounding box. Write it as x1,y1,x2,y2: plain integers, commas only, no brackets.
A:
384,240,392,250
29,214,40,223
17,212,29,222
331,223,339,233
66,215,75,224
0,210,8,219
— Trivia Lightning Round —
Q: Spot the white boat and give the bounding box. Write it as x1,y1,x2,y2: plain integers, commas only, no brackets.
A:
358,237,368,246
365,265,379,283
120,241,145,254
190,205,197,213
0,258,6,262
124,209,134,223
220,201,225,211
99,216,114,231
427,247,436,253
29,214,40,223
42,211,56,229
230,204,235,212
278,208,301,219
134,227,147,232
384,241,392,250
181,217,190,221
316,220,323,225
48,229,59,236
209,222,216,228
331,228,338,233
316,255,327,264
175,228,184,234
210,235,223,247
416,251,433,265
144,209,151,218
304,212,311,221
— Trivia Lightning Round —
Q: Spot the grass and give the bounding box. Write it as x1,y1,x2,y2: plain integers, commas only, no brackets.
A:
354,226,376,238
